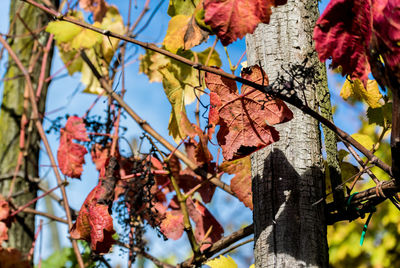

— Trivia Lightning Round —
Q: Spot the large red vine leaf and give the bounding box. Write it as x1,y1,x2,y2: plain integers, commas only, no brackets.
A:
219,156,253,210
205,65,293,160
313,0,372,85
57,116,89,179
204,0,287,45
314,0,400,86
70,182,116,254
373,0,400,70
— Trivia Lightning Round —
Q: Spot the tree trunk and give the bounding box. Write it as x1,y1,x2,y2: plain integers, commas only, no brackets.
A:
0,0,56,254
246,0,328,267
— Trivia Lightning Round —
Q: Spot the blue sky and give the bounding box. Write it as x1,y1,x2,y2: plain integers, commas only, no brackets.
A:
0,0,364,267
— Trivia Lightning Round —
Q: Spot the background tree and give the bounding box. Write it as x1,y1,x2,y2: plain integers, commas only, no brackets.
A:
0,0,57,254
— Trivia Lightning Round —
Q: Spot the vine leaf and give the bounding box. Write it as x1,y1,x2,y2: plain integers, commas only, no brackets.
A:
313,0,400,86
147,48,221,142
57,116,89,179
205,255,238,268
159,198,185,240
219,156,253,210
168,0,200,17
79,0,108,22
187,198,224,251
367,102,392,127
314,0,372,85
373,0,400,71
0,248,30,268
0,195,9,244
163,14,209,53
204,0,287,45
205,65,293,160
340,78,382,108
70,181,116,254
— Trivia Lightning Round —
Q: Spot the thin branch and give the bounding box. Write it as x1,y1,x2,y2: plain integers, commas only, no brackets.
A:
180,224,254,267
115,241,175,268
22,207,68,224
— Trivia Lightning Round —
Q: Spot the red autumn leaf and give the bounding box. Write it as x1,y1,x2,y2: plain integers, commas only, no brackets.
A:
206,65,293,160
64,116,90,141
160,210,184,240
187,198,224,251
70,182,116,253
373,0,400,70
0,222,8,244
57,116,89,178
0,195,10,221
313,0,372,85
57,135,88,178
91,143,111,172
180,113,213,165
204,0,287,46
219,156,253,210
0,248,31,268
172,140,217,203
179,166,217,203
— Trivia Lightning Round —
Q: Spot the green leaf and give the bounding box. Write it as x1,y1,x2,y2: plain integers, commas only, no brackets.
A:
140,48,221,104
351,133,375,151
46,21,82,43
159,64,187,142
81,49,104,95
70,22,103,49
197,47,222,67
367,102,392,127
205,255,238,268
100,6,125,63
59,49,83,75
167,0,200,17
139,49,169,82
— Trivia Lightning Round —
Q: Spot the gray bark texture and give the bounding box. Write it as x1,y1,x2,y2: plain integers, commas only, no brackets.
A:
0,1,56,254
246,0,328,267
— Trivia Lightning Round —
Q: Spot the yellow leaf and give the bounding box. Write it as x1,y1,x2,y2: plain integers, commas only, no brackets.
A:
351,133,374,151
339,79,353,100
139,50,169,83
101,6,125,63
46,21,82,43
71,22,103,49
205,255,238,268
163,15,191,53
249,265,255,268
81,49,104,95
340,78,382,108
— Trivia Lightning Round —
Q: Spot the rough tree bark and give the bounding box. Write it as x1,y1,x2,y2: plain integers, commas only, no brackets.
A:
0,0,56,254
246,0,329,267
